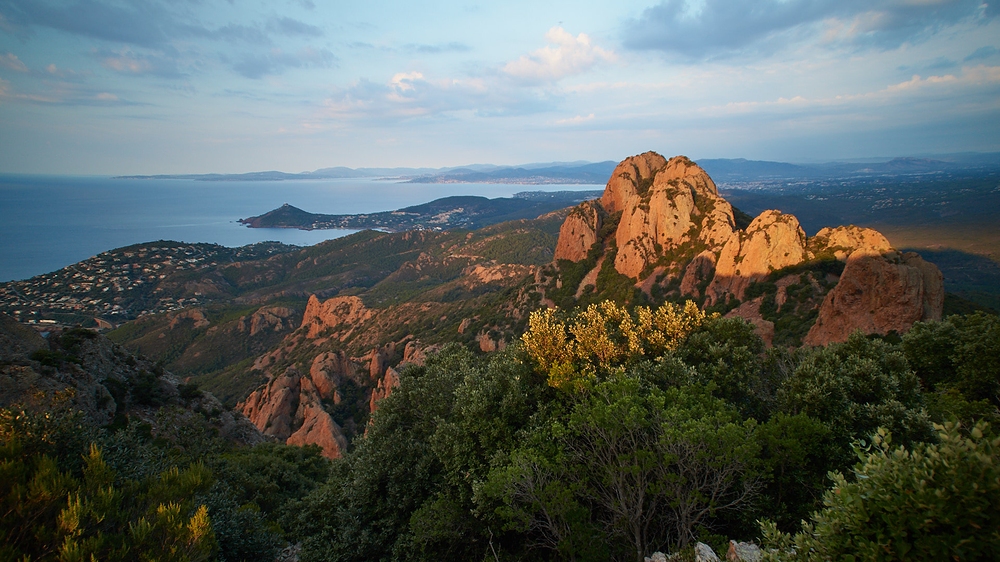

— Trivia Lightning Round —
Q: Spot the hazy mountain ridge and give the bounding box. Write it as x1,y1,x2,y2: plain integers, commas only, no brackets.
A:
113,153,1000,183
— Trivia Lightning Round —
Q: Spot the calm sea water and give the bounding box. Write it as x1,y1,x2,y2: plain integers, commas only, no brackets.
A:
0,175,599,282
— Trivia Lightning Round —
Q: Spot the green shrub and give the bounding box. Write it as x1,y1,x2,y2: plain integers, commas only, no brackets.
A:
761,422,1000,561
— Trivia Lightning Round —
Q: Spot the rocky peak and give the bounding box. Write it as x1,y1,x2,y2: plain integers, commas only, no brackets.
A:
705,210,808,305
554,200,606,262
609,154,735,279
810,225,892,261
302,295,373,340
550,151,945,347
600,151,668,214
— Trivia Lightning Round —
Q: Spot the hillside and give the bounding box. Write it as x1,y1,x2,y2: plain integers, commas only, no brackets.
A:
238,190,602,231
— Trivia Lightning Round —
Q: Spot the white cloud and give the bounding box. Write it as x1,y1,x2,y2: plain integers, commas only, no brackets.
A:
0,52,28,72
699,64,1000,116
556,113,595,125
102,53,154,74
503,27,615,84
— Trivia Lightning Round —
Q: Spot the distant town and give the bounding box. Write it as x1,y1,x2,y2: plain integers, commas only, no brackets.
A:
0,241,296,329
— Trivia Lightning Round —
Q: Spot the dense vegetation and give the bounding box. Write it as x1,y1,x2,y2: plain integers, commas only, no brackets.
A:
4,306,998,561
289,307,998,561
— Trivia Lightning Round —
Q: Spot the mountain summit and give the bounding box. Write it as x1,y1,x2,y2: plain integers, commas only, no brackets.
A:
552,152,944,346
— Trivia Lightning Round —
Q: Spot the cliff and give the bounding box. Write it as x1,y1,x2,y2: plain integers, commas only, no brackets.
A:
552,152,944,346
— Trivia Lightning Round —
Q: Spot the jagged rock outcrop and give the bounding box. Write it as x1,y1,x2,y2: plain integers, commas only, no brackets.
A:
679,250,717,298
810,225,891,260
241,305,297,337
302,295,373,339
554,200,605,262
552,151,945,346
705,210,807,305
612,155,735,278
240,292,450,455
555,153,736,281
239,366,349,459
804,250,944,345
601,151,668,214
369,367,400,413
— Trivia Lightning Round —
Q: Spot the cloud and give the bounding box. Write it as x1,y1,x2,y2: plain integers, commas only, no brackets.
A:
0,52,28,72
698,64,1000,117
0,0,186,48
623,0,993,58
232,47,336,79
503,27,615,84
965,46,999,61
404,42,471,54
310,70,556,127
556,113,595,125
266,16,323,37
99,49,183,78
0,76,142,106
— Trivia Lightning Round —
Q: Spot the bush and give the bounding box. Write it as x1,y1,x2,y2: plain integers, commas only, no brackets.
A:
761,422,1000,561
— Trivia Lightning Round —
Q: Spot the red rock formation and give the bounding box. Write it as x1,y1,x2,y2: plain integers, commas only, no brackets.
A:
705,210,807,305
550,151,945,347
810,225,891,260
302,295,373,339
725,297,775,347
613,156,735,278
285,377,348,459
554,200,605,262
239,366,349,459
243,306,298,337
369,367,400,413
679,250,717,298
804,250,944,346
601,152,668,214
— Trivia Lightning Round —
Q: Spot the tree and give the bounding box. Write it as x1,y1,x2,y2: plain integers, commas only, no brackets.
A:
903,312,1000,425
778,331,932,469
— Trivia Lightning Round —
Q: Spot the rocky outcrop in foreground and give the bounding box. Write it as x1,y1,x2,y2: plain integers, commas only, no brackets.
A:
553,152,944,346
239,301,439,458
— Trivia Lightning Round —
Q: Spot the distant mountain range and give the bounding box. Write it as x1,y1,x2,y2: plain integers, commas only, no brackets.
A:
115,153,1000,184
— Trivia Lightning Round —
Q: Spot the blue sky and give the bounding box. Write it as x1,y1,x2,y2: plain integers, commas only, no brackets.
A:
1,0,998,174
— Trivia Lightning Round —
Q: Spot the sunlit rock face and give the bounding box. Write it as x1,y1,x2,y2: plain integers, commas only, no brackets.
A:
552,151,944,347
804,250,944,346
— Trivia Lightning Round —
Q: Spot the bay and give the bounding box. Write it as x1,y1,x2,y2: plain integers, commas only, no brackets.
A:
0,175,599,282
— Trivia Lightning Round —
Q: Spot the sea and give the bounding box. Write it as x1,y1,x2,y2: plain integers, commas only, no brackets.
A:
0,175,600,283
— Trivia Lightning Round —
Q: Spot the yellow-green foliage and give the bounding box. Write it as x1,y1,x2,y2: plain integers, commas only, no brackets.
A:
0,410,217,562
522,300,713,391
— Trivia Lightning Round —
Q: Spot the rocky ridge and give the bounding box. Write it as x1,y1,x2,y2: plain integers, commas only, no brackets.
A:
553,152,944,345
0,313,262,445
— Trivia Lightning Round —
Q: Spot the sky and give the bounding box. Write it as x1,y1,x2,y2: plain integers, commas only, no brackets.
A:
0,0,998,174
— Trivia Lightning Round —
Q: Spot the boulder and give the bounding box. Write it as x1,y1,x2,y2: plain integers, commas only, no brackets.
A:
810,225,891,261
804,250,944,346
727,541,762,562
695,542,721,562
